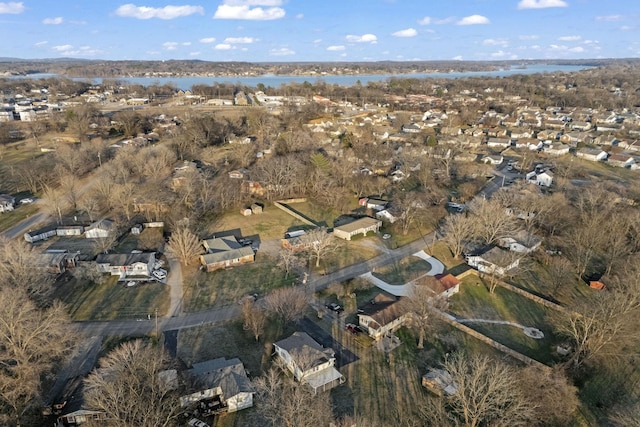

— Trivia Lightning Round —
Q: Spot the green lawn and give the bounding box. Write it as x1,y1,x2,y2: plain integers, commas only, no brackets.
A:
316,240,381,275
212,203,306,240
448,276,558,364
182,254,295,312
371,256,432,286
0,203,39,232
428,241,465,270
55,275,170,320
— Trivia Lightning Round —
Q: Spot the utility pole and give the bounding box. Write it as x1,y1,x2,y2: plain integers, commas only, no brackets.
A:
154,308,158,337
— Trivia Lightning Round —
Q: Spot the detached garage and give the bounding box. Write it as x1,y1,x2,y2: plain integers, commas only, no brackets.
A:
333,217,382,241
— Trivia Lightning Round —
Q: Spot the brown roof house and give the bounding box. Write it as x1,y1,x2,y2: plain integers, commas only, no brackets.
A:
273,332,345,394
200,236,255,272
357,293,410,340
431,274,462,298
333,217,382,241
180,358,254,414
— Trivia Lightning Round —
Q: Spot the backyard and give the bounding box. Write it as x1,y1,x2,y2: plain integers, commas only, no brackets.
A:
211,203,306,240
371,256,432,286
182,254,295,312
448,275,558,365
55,275,170,321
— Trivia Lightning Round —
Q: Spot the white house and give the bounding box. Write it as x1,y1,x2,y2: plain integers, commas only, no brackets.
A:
357,293,410,340
24,225,57,243
0,194,15,213
487,137,511,148
526,169,553,187
465,246,519,276
333,217,382,241
544,143,570,156
95,252,156,280
481,155,504,165
273,332,345,394
85,219,115,239
498,230,542,253
576,147,608,162
179,357,254,413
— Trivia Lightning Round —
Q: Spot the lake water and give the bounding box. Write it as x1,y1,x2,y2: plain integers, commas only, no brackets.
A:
10,64,591,90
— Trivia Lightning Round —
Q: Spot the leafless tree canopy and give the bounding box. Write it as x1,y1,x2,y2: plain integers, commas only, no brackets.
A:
241,299,267,341
402,278,449,349
441,353,535,427
166,227,202,265
0,288,73,426
84,340,181,427
264,286,308,324
0,237,54,299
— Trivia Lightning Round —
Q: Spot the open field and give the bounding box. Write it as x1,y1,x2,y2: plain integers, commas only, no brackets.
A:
55,275,170,320
371,256,432,286
182,254,295,312
288,199,359,228
448,275,558,364
211,203,306,240
114,227,165,253
317,240,382,274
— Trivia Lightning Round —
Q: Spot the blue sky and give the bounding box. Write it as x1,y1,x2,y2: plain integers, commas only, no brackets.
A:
0,0,638,62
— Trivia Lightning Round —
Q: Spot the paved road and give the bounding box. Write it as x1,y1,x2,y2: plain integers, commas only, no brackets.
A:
72,234,434,337
1,210,51,239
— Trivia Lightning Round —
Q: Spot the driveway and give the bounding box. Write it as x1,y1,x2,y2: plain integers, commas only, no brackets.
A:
165,257,184,318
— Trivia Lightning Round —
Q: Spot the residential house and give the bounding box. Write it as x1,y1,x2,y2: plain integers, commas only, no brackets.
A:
54,382,105,427
228,168,249,179
35,251,78,274
0,194,15,212
543,143,570,156
273,332,345,394
422,368,458,397
200,235,255,272
357,293,410,340
56,226,85,237
432,274,461,298
560,131,590,145
465,246,519,276
333,217,382,241
576,147,608,162
607,153,636,168
498,230,542,253
95,252,156,280
180,357,254,414
481,154,504,165
375,207,401,224
85,219,115,239
526,169,553,187
486,137,511,149
363,198,389,211
401,123,422,133
571,121,592,131
24,225,58,243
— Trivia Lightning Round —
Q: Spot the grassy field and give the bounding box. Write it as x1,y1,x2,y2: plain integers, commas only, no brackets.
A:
182,254,295,312
371,256,432,286
287,199,359,228
0,203,39,232
55,275,170,320
114,227,165,253
211,203,306,240
448,275,558,364
317,240,382,275
428,241,465,270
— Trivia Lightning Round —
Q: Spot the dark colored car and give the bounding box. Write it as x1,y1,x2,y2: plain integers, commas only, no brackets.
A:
325,302,343,312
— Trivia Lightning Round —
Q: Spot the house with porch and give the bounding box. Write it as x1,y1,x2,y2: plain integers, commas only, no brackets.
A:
85,219,115,239
273,332,345,394
498,230,542,253
95,252,156,279
180,357,254,414
0,194,15,213
357,293,410,340
200,235,255,272
465,246,519,276
333,217,382,241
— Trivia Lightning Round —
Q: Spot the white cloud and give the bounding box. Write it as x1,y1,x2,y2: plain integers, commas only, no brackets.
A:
518,34,539,40
213,4,285,20
215,43,234,50
326,45,345,51
163,42,179,50
224,36,257,44
457,15,490,25
223,0,283,5
52,44,73,52
269,47,295,56
296,13,303,19
392,28,417,38
549,44,584,53
483,38,508,46
34,41,48,46
491,50,507,58
558,35,581,41
621,25,634,31
452,55,463,60
43,17,63,25
189,51,201,56
595,15,622,22
115,4,204,19
199,37,216,43
0,2,24,14
517,0,568,9
346,33,377,43
418,16,431,25
182,42,191,46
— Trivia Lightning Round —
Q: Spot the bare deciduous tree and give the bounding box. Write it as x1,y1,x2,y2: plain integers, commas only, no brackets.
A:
300,227,338,268
0,237,53,298
84,340,181,427
241,299,267,341
442,352,535,427
41,184,67,225
264,286,308,324
441,214,475,259
277,246,304,279
467,198,518,245
165,227,202,265
0,289,73,426
402,278,449,349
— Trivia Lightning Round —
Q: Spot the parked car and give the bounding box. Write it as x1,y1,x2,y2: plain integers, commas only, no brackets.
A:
20,197,35,204
345,323,360,334
152,269,167,280
126,281,137,287
188,419,210,427
153,260,164,270
326,302,343,312
382,233,391,240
